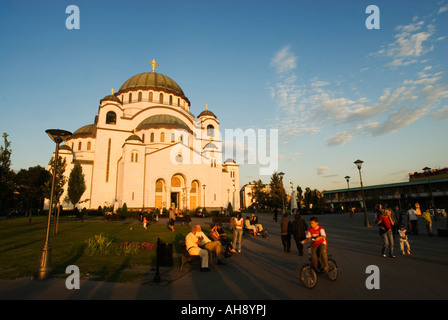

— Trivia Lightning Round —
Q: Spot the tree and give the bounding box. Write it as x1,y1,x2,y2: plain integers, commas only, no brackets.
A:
269,171,286,210
15,165,51,223
296,185,303,208
0,133,14,215
44,156,67,207
249,179,270,208
67,162,86,209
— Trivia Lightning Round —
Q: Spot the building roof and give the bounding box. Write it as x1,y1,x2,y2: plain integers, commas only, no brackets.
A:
118,72,185,97
198,109,216,118
323,177,448,194
71,124,97,139
100,94,122,104
136,114,192,132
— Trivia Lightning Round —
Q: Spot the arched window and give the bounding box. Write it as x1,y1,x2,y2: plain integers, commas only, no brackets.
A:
106,111,116,124
171,133,175,142
160,132,165,142
131,150,138,163
138,92,142,102
159,93,164,104
207,124,214,136
128,93,132,103
87,141,91,150
156,179,164,192
78,141,82,150
171,176,181,187
177,98,180,106
150,132,154,142
149,92,153,101
169,95,173,105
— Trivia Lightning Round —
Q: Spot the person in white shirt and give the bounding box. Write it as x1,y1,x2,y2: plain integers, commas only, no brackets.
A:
233,213,244,253
185,226,209,271
195,225,225,265
407,204,419,235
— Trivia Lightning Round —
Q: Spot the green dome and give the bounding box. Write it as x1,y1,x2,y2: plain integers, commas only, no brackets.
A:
136,114,191,132
119,72,185,97
72,124,97,138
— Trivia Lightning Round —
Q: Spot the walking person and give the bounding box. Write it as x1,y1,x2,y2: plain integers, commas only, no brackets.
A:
407,204,419,235
232,212,244,253
280,213,292,253
422,208,433,237
168,208,176,232
378,208,395,258
292,212,308,256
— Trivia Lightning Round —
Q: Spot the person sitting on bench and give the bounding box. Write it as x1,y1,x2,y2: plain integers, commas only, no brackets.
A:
185,226,210,271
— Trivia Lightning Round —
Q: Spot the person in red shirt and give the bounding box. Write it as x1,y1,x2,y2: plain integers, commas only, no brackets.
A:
378,208,395,258
301,217,329,272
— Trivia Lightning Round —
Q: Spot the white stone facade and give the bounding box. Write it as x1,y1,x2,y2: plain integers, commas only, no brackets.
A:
55,66,240,211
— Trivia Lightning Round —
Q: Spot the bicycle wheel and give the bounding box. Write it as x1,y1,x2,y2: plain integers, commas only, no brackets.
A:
327,259,338,281
300,264,318,289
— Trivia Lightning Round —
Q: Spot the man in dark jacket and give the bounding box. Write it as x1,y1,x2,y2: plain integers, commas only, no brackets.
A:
291,213,308,256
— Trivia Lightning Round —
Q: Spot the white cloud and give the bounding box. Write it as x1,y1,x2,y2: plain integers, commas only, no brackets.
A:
326,131,352,146
270,46,297,75
269,12,447,149
431,105,448,119
438,4,448,14
373,19,435,68
316,166,329,175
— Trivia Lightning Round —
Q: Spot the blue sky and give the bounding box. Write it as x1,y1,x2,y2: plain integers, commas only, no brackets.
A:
1,0,447,192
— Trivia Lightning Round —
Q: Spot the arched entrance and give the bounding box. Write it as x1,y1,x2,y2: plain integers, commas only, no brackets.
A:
170,174,185,210
155,179,165,210
190,180,199,210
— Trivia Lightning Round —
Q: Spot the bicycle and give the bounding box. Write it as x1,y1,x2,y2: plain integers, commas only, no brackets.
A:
299,242,338,289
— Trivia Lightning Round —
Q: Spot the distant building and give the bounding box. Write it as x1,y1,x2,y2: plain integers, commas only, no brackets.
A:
323,167,448,210
240,182,270,209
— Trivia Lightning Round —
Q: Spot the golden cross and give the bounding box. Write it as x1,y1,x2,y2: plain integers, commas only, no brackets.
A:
150,59,158,73
205,104,208,110
111,88,114,94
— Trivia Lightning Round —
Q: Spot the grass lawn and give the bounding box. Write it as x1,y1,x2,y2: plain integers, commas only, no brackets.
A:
0,215,212,283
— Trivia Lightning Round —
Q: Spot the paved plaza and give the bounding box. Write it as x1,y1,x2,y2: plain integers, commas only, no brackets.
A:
1,212,447,301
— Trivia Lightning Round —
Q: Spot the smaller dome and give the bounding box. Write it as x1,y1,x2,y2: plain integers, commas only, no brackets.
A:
198,109,216,118
100,94,122,104
125,134,142,142
71,124,97,138
204,142,218,149
136,114,191,132
59,144,72,151
224,158,236,164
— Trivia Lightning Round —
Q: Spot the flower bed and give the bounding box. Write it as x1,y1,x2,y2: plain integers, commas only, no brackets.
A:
84,234,156,256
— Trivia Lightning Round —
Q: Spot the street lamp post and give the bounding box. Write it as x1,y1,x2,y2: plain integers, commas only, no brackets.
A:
422,167,434,208
345,176,352,217
279,172,285,214
354,160,371,227
202,184,206,209
232,179,236,211
36,129,72,280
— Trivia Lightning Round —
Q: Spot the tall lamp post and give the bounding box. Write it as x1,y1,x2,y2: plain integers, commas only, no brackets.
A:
202,184,206,209
422,167,434,209
279,172,285,213
36,129,72,280
345,176,352,216
354,159,371,227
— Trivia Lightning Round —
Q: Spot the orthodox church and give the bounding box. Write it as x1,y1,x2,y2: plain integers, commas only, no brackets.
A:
57,60,240,212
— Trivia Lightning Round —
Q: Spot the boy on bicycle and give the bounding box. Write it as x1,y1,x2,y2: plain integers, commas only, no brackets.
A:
301,217,329,273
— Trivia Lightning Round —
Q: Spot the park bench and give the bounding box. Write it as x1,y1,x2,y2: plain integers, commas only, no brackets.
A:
179,240,200,271
211,216,231,225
